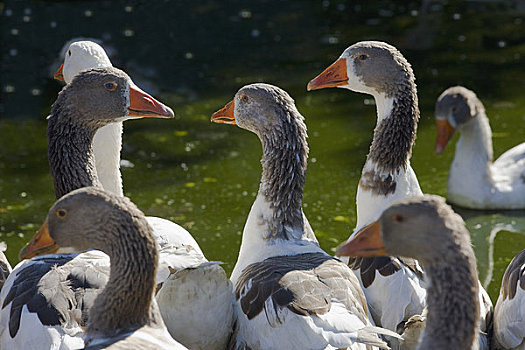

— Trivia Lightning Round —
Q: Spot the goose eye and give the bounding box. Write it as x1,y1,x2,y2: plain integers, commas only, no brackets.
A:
393,214,405,223
358,54,368,61
104,82,117,91
56,209,67,218
241,95,249,103
68,50,71,57
451,106,457,113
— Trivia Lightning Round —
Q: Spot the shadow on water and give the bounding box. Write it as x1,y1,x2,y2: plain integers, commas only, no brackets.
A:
1,1,525,302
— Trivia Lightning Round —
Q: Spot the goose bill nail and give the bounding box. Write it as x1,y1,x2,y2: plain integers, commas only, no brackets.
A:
336,221,387,257
19,220,59,260
127,85,175,118
211,100,236,124
435,119,455,154
54,63,65,81
307,58,349,91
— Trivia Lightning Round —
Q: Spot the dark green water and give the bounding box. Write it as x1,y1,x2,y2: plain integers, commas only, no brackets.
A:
2,1,525,302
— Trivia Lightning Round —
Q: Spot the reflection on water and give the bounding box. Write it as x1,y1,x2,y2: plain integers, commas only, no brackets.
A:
2,1,525,304
456,207,525,300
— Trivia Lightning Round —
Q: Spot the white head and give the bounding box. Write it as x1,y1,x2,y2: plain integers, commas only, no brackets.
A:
56,41,112,84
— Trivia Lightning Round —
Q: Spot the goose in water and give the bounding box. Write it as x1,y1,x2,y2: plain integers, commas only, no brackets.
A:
307,41,492,348
211,83,399,349
434,86,525,209
0,67,174,349
493,248,525,349
0,243,11,291
27,187,187,349
337,195,480,350
54,40,234,349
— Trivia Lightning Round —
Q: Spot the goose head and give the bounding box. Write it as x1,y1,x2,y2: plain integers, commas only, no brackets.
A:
434,86,483,154
55,41,112,83
20,187,147,257
210,83,305,139
53,66,174,124
307,41,414,98
336,195,465,265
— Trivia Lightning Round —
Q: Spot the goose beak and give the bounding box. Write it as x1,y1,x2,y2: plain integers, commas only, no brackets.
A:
336,221,388,257
19,220,59,260
54,64,65,81
435,119,455,154
128,84,174,118
307,58,349,91
211,100,236,125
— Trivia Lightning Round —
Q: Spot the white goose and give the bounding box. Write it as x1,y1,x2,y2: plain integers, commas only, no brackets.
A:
54,40,234,349
211,83,399,349
0,243,11,291
307,41,492,348
434,86,525,209
493,248,525,349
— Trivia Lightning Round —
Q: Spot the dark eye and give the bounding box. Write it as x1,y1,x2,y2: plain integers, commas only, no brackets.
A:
68,50,71,57
104,82,117,91
56,209,67,218
358,54,368,61
394,214,405,223
241,95,249,103
451,106,457,113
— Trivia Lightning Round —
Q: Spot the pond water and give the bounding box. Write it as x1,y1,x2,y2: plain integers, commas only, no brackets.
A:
1,1,525,303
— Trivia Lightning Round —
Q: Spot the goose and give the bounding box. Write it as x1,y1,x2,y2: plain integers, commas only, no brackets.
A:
336,195,480,350
54,40,234,349
307,41,492,348
434,86,525,209
492,248,525,349
211,83,399,349
307,41,428,333
0,243,11,291
0,67,175,349
26,187,187,349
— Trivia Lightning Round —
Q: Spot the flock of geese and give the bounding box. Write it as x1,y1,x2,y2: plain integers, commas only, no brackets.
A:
0,39,524,350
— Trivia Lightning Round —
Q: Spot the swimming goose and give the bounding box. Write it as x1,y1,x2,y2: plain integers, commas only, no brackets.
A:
434,86,525,209
211,83,399,349
307,41,428,333
0,243,11,291
28,187,187,349
0,67,174,349
493,248,525,349
336,195,480,350
54,41,234,349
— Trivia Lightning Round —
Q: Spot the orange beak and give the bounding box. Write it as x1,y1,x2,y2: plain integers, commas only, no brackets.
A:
54,64,65,81
128,85,174,118
435,119,455,154
307,58,349,91
336,221,388,257
19,220,59,260
211,100,236,125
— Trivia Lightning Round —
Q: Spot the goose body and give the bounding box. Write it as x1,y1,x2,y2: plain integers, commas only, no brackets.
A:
435,86,525,209
54,41,234,349
337,195,481,350
212,83,398,349
308,41,427,333
30,187,186,349
493,249,525,350
0,67,175,349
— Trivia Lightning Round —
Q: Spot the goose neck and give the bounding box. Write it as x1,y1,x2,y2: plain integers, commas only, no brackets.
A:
419,247,479,350
87,214,159,336
47,113,101,199
453,112,493,171
93,122,124,196
256,122,308,241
